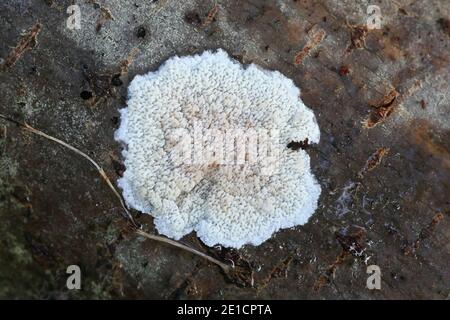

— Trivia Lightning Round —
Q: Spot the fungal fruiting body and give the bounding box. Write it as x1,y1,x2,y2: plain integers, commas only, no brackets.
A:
115,49,321,248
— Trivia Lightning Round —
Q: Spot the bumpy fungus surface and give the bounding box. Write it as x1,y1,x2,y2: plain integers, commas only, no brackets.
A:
116,49,321,248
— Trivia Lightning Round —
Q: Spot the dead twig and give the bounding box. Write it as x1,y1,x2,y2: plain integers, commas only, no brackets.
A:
137,230,230,272
0,113,232,274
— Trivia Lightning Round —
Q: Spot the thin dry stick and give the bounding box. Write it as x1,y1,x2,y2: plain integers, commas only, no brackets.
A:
137,230,230,272
0,114,231,273
21,120,139,228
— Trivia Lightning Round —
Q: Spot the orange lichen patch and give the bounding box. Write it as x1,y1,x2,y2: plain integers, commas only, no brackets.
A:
294,28,326,65
0,23,42,72
363,89,399,128
359,147,390,178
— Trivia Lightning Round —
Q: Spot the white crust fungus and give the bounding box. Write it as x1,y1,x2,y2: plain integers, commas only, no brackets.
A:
115,49,321,248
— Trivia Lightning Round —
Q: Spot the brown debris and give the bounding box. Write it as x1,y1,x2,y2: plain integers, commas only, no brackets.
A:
420,99,427,109
363,89,400,128
185,11,202,25
120,47,140,74
87,0,114,32
294,28,326,65
110,153,125,177
437,18,450,37
79,48,139,107
0,23,42,72
224,264,254,288
362,80,420,129
338,65,350,76
335,228,368,260
358,147,390,178
184,4,219,30
404,212,445,256
346,23,368,52
259,256,293,289
1,125,6,140
80,67,109,107
398,8,408,15
43,0,54,6
287,138,310,151
210,247,254,287
96,7,114,32
201,4,219,28
314,228,368,291
167,263,203,299
313,251,349,291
